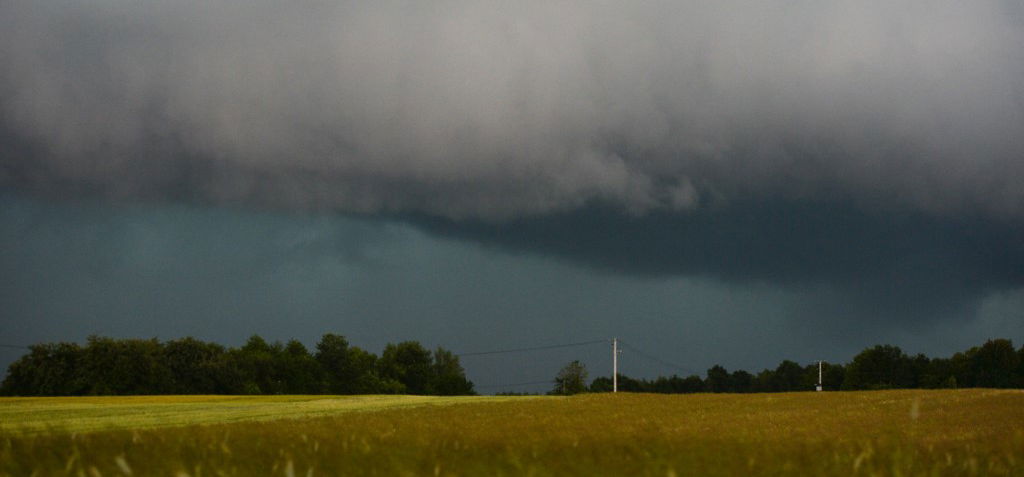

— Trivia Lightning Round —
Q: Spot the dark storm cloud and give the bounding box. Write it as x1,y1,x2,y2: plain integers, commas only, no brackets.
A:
2,0,1023,334
411,201,1024,323
2,0,1023,220
0,193,407,341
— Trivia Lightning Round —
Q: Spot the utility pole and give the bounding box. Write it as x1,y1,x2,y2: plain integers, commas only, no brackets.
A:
612,337,618,393
816,360,823,392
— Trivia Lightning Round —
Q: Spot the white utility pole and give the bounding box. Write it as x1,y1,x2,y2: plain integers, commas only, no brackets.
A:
816,360,823,392
612,337,618,393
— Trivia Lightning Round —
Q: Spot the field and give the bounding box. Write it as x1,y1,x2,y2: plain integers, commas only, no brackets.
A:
2,390,1022,476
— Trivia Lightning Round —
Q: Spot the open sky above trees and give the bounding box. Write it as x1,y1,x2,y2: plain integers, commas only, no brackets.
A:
2,0,1023,393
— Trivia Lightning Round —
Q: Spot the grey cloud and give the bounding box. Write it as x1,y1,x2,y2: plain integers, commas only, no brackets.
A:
2,0,1023,220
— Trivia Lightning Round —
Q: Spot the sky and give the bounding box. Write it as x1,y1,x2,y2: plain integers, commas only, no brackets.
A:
2,0,1023,392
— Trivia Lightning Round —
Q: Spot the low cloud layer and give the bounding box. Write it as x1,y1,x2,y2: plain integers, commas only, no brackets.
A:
413,200,1024,324
2,0,1024,220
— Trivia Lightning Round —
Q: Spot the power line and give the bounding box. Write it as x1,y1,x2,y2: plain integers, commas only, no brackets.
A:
0,344,29,350
457,339,607,357
474,379,553,390
459,339,607,393
618,340,700,376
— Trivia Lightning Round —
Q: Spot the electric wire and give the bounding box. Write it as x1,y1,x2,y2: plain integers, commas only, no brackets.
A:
618,339,701,376
456,339,607,357
462,340,607,390
474,379,554,389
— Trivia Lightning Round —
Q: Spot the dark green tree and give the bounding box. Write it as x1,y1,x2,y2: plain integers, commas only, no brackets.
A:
379,341,434,395
589,376,613,392
842,345,911,390
1,342,86,396
233,335,285,394
431,348,475,395
821,362,845,391
705,365,730,392
729,370,754,393
589,375,644,392
970,339,1019,388
649,375,675,393
347,346,404,394
680,375,705,393
82,336,170,395
281,340,323,394
552,360,588,395
618,374,645,392
919,357,955,389
771,360,804,392
315,334,355,394
949,350,974,388
907,354,932,388
163,337,225,394
1018,345,1024,386
753,369,775,392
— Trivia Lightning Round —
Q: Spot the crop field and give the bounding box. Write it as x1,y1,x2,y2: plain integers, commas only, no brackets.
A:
1,390,1023,476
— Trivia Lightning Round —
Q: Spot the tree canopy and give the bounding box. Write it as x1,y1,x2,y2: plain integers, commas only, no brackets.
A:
552,360,589,395
1,334,474,397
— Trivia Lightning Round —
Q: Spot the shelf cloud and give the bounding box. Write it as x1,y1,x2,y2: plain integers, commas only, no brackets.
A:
2,0,1023,333
2,0,1023,220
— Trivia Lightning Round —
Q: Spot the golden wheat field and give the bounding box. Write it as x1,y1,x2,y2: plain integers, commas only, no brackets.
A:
1,390,1022,476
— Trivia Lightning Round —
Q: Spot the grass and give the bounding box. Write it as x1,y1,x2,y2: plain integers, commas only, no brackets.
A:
0,395,528,435
2,389,1023,476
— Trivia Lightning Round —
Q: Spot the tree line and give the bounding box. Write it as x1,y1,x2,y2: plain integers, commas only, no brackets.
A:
554,338,1024,395
1,334,474,396
5,336,1022,397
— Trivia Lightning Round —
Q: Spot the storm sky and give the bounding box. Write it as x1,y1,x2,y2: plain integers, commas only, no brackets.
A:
2,0,1023,391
